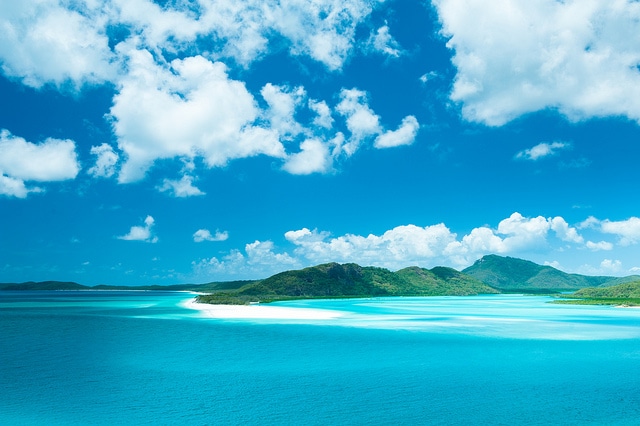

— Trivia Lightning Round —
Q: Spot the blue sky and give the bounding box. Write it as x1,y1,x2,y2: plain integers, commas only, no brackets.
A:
1,0,640,285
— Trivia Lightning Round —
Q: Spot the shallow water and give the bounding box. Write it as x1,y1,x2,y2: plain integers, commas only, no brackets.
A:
1,291,639,425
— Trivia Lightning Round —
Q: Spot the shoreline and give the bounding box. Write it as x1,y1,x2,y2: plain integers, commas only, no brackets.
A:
181,297,345,320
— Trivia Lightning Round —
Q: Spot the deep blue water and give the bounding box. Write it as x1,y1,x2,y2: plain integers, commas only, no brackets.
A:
1,291,640,425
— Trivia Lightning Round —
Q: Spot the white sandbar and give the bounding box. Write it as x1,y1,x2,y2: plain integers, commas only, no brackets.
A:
182,298,344,320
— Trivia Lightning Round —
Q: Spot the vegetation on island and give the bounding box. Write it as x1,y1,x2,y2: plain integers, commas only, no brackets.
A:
462,255,636,292
3,255,640,307
552,281,640,306
196,262,498,305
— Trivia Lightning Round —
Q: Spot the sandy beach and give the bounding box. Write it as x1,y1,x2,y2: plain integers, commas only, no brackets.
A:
181,298,345,320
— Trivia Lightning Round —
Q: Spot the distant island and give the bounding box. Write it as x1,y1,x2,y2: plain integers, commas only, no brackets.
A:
2,255,640,306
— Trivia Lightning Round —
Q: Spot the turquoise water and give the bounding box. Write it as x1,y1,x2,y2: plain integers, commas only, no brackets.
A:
1,292,640,425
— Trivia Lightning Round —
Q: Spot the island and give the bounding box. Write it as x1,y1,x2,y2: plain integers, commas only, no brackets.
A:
3,255,640,306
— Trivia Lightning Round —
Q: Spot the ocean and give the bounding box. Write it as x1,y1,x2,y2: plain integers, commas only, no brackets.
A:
1,291,639,425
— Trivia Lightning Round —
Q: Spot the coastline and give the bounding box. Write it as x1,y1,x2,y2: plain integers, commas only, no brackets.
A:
181,297,345,320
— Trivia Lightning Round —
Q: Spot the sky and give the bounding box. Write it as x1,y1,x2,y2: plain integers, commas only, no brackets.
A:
1,0,640,285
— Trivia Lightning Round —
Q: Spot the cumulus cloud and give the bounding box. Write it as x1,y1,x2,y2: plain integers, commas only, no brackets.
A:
88,143,119,178
516,142,569,161
0,129,80,198
158,175,205,198
190,212,640,279
261,83,307,140
335,88,420,156
309,99,334,129
0,1,116,89
117,215,158,243
0,0,383,89
597,217,640,245
192,240,299,279
1,2,416,186
282,212,589,270
282,138,334,175
110,51,285,182
434,0,640,125
374,116,420,148
579,216,640,246
193,229,229,242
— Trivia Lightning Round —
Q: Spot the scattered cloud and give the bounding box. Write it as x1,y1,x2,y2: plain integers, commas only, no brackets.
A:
579,216,640,246
193,229,229,243
118,215,158,243
309,99,334,129
192,240,300,279
515,142,569,161
367,24,403,57
194,212,639,279
158,175,205,198
580,258,624,275
282,137,335,175
88,143,119,178
419,71,439,84
434,0,640,125
110,51,285,183
335,88,419,155
599,217,640,245
374,116,420,148
336,88,383,155
0,129,80,198
261,83,306,141
0,1,116,89
586,241,614,251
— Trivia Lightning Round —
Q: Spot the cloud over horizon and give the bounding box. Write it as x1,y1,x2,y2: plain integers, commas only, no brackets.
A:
191,212,640,280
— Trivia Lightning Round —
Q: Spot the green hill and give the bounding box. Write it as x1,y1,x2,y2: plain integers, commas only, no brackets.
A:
573,281,640,299
462,255,620,292
396,266,498,296
197,262,498,304
0,281,90,291
553,281,640,306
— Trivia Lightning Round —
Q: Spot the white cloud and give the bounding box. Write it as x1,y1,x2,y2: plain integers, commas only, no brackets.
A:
336,88,382,155
309,99,334,129
282,138,333,175
599,259,622,273
190,212,640,280
192,240,299,279
88,143,119,178
434,0,640,125
261,83,306,140
118,215,158,243
516,142,569,161
285,223,459,269
193,229,229,243
599,217,640,245
578,216,640,246
110,51,285,183
158,175,205,198
368,24,402,57
113,0,380,70
0,1,115,89
550,216,584,243
0,130,80,197
586,241,614,251
374,116,420,148
283,212,589,270
0,175,37,199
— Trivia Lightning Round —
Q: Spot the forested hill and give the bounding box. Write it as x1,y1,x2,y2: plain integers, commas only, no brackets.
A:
5,255,640,305
463,255,639,291
196,262,498,304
